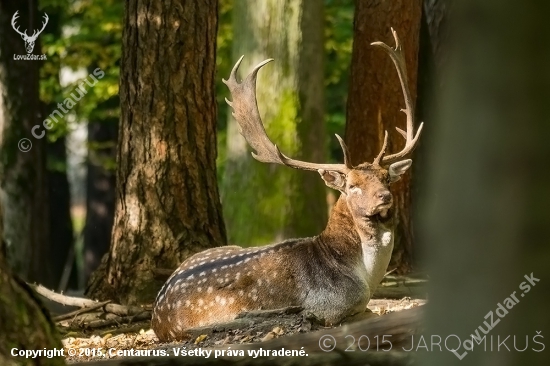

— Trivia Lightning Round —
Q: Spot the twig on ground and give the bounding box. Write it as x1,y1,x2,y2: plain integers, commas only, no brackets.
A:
105,303,147,316
54,300,111,322
84,312,151,329
30,283,99,307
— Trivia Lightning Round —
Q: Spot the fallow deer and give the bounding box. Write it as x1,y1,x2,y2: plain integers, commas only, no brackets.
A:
152,29,423,342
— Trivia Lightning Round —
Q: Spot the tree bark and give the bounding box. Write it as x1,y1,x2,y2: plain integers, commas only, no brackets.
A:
419,0,550,365
0,0,51,285
345,0,422,273
86,0,226,305
222,0,327,246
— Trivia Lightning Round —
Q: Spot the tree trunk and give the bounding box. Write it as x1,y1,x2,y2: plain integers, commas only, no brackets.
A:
0,0,51,285
83,104,118,285
222,0,327,246
0,203,65,366
86,0,226,305
48,137,77,290
419,0,550,365
345,0,422,273
42,6,77,291
423,0,448,75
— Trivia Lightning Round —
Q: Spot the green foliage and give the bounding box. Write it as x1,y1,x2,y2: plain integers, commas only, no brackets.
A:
215,0,234,184
36,0,354,198
38,1,68,142
324,0,354,161
61,0,122,122
39,0,122,171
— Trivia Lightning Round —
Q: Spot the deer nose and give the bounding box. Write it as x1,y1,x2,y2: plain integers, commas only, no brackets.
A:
377,190,392,203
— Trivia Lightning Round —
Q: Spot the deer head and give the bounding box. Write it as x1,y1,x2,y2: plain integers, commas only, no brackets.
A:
11,11,49,54
223,28,423,223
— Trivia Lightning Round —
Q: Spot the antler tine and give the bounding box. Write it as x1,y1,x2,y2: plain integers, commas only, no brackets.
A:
335,134,353,169
373,131,389,166
371,28,424,165
11,11,27,37
42,13,49,28
37,13,49,35
223,57,350,174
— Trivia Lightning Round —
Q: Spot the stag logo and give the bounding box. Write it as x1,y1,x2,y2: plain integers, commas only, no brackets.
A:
11,11,48,54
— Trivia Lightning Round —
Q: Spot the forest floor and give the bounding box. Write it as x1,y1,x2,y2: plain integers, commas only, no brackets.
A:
55,274,427,364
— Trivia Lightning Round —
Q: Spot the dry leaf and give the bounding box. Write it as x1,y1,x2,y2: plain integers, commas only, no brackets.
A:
194,334,208,344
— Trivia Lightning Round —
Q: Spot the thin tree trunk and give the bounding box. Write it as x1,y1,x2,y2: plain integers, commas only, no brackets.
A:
42,7,77,291
345,0,422,273
0,0,51,285
86,0,226,305
419,1,550,365
48,137,76,290
222,0,327,246
423,0,449,75
83,107,117,285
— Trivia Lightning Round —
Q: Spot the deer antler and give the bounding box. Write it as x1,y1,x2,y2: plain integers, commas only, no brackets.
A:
11,11,48,40
371,28,424,165
223,56,351,174
11,11,28,38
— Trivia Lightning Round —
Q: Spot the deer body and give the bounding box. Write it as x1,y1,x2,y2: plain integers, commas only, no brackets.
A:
152,194,395,341
152,29,423,342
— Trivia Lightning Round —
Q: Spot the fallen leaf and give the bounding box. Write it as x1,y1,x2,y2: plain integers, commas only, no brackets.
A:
194,334,208,344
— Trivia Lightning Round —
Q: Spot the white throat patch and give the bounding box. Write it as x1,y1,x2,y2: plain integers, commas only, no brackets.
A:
360,229,394,295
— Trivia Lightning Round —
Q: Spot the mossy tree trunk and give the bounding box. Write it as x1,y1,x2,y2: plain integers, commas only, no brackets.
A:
86,0,227,305
222,0,327,246
345,0,422,273
420,0,550,364
0,0,52,285
0,201,64,366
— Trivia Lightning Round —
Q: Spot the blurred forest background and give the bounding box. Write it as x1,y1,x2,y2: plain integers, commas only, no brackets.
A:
0,0,434,300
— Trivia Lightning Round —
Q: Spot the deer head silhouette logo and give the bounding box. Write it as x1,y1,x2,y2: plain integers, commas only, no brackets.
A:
11,11,49,54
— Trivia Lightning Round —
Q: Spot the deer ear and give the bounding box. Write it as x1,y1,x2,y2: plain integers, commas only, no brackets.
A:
388,159,412,183
318,169,346,193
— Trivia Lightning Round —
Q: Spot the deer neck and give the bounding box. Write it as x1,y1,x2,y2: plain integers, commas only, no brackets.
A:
319,195,395,294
